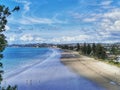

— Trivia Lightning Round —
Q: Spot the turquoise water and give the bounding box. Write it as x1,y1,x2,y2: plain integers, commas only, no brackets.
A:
2,47,52,74
1,47,105,90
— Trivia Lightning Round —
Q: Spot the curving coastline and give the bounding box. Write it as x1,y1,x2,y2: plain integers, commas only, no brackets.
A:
61,49,120,90
2,48,104,90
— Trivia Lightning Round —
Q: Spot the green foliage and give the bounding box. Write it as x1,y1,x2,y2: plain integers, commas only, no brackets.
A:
57,44,74,50
81,43,92,55
69,46,74,50
58,43,107,60
76,43,80,51
0,5,11,84
108,60,120,65
81,43,87,54
0,74,3,82
2,85,17,90
80,43,107,59
111,44,119,55
92,43,96,55
0,4,20,88
95,44,107,59
86,44,92,55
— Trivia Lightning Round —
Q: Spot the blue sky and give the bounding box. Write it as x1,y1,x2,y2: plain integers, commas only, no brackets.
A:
0,0,120,44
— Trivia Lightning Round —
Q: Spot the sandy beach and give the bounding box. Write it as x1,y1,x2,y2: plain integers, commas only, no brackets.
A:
2,48,104,90
61,50,120,90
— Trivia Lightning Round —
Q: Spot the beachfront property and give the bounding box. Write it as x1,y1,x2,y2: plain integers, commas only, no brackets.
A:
105,50,116,60
114,56,120,63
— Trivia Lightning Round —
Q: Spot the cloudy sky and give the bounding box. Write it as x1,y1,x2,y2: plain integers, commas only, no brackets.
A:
0,0,120,44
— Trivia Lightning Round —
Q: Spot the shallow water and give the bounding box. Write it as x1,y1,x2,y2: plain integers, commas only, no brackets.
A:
2,47,52,73
1,47,105,90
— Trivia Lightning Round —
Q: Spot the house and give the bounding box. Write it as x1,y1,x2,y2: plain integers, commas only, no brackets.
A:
106,51,115,59
114,56,120,63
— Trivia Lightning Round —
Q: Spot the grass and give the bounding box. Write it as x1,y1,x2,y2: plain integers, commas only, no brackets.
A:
107,60,120,67
78,51,120,68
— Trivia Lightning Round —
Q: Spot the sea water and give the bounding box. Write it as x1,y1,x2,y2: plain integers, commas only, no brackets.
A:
1,47,105,90
2,47,52,77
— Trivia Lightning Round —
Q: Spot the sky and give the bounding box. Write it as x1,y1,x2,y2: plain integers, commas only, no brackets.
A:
0,0,120,44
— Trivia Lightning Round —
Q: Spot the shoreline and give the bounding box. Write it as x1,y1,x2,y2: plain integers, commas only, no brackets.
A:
61,49,120,90
2,48,105,90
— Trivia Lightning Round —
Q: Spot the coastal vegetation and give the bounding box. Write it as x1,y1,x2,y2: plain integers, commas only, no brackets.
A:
80,43,107,59
0,4,19,90
10,43,120,67
58,43,120,66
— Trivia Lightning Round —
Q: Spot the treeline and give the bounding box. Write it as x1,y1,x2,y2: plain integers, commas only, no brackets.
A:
78,43,107,59
58,43,107,59
110,44,120,55
58,44,75,50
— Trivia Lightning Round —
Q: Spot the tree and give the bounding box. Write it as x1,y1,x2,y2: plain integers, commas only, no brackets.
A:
96,44,107,59
86,44,92,55
0,4,19,89
82,43,87,54
69,46,73,50
76,43,80,51
92,43,96,56
111,44,118,55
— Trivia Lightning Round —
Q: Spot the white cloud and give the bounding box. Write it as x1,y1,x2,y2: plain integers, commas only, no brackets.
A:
8,37,15,42
113,20,120,29
9,0,67,26
13,0,31,12
78,0,112,6
50,35,90,43
70,12,101,22
106,20,120,31
7,35,16,44
6,0,120,43
23,1,31,11
8,16,56,25
20,34,34,41
20,17,54,25
5,25,10,31
100,1,112,6
103,9,120,19
100,9,120,31
35,37,45,42
68,7,120,43
10,33,92,43
18,34,45,43
83,18,97,22
19,16,67,25
70,12,82,19
102,40,120,43
77,8,120,32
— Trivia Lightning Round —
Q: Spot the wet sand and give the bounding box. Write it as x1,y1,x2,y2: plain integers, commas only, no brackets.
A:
61,50,120,90
2,48,104,90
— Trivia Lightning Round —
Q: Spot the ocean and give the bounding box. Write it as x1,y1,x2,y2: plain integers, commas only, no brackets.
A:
1,47,104,90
